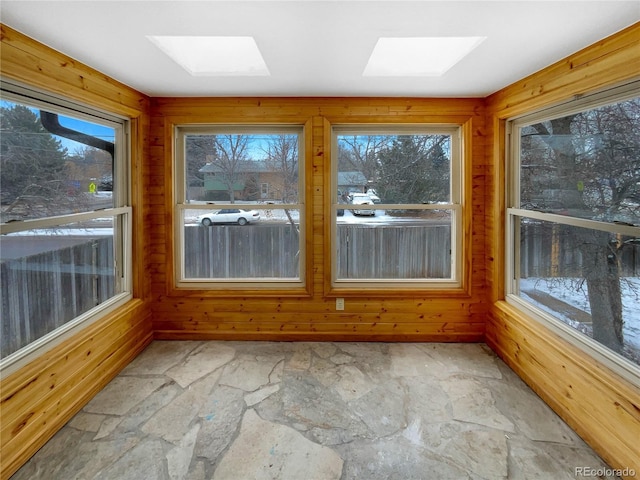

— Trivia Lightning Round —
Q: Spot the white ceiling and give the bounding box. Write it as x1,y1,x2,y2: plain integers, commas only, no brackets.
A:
1,1,639,98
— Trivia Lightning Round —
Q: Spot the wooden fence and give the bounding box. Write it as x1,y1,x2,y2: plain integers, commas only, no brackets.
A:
4,222,637,357
337,224,452,278
520,222,640,278
184,224,300,278
184,223,452,279
1,237,114,358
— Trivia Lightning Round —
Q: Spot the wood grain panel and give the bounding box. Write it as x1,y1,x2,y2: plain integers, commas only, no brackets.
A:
149,97,487,341
0,25,153,480
486,22,640,118
487,303,640,477
485,23,640,480
0,301,152,480
0,25,148,117
154,323,485,342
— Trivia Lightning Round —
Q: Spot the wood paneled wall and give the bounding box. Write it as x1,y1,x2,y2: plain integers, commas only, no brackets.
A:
2,17,639,480
0,25,153,480
148,98,488,341
485,22,640,478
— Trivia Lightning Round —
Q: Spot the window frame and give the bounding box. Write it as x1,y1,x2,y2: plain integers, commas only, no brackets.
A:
329,123,464,292
505,81,640,387
0,80,132,373
173,124,308,293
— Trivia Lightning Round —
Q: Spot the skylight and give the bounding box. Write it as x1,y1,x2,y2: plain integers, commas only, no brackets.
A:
147,36,270,76
363,37,486,77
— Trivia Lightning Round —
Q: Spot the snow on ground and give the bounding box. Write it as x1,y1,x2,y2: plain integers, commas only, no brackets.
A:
7,228,113,236
520,277,640,352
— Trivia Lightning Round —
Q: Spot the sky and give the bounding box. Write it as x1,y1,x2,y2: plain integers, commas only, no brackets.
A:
1,99,115,154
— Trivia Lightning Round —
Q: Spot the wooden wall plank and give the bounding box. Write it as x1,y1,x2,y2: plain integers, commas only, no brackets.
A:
0,25,153,480
487,304,640,476
485,22,640,480
0,25,148,117
0,302,152,480
486,22,640,118
149,97,487,341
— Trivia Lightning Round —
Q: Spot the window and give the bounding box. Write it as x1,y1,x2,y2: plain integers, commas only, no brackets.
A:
174,126,305,289
507,84,640,377
331,126,462,289
0,82,131,368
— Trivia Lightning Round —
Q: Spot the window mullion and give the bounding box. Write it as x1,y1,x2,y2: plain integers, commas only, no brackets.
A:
509,208,639,237
0,207,131,235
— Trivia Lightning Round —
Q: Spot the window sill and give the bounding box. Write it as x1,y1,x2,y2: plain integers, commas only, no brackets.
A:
326,283,469,298
168,283,312,298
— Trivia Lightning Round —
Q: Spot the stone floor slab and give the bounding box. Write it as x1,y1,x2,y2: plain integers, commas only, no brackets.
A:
83,376,168,416
121,341,202,375
166,342,235,387
219,353,284,391
213,409,343,480
489,379,583,444
195,384,245,460
12,341,619,480
441,377,515,432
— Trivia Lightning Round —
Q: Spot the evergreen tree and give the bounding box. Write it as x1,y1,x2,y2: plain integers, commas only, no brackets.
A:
376,135,449,204
186,135,215,186
0,104,68,215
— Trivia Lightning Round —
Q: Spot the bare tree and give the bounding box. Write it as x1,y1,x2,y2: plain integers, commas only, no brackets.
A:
338,135,388,184
263,134,299,202
214,135,251,203
521,98,640,354
193,134,251,203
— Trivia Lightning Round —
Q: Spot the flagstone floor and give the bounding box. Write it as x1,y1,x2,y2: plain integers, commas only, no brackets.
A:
12,341,617,480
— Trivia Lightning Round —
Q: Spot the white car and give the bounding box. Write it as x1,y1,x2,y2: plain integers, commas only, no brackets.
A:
348,193,376,216
366,189,381,203
197,208,260,226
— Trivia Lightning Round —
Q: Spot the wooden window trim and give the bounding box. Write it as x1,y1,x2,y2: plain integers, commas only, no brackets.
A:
166,118,314,298
323,117,474,298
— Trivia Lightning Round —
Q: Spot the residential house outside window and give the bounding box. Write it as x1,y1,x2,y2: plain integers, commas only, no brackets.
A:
0,82,131,367
174,126,305,289
506,83,640,378
331,126,462,289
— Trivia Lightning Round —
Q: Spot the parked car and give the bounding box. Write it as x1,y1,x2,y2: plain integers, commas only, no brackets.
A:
365,189,381,203
197,208,260,226
348,193,376,216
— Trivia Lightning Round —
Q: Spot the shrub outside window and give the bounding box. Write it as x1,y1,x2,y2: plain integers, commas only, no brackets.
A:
0,84,131,368
506,85,640,378
331,126,462,289
174,126,305,289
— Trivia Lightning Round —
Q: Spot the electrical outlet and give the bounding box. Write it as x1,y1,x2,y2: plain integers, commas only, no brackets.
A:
336,298,345,310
